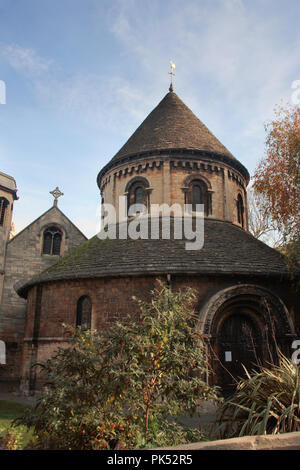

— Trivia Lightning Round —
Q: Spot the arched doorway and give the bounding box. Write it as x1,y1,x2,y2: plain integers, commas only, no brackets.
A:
199,285,294,395
216,309,263,394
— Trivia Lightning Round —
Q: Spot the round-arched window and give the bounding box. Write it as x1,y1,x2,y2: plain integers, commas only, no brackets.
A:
237,194,244,227
127,178,149,215
134,186,145,206
188,180,211,215
42,226,62,255
76,296,92,330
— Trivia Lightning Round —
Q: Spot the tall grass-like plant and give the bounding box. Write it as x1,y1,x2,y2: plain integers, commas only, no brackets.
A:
216,351,300,438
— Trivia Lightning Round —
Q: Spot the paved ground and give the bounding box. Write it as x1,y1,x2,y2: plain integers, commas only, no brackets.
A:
2,390,299,450
0,391,37,406
177,401,219,433
0,391,219,431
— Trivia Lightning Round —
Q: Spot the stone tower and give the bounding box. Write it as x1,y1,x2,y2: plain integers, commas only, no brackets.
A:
16,88,299,393
98,91,249,229
0,172,18,305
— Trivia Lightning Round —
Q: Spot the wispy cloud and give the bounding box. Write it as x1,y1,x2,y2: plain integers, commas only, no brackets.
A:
108,0,299,115
1,1,299,173
33,72,154,136
0,43,52,75
106,0,300,172
0,41,155,138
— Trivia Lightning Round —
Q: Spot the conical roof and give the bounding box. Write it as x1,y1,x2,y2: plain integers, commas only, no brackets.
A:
16,218,289,298
98,90,249,182
113,91,235,161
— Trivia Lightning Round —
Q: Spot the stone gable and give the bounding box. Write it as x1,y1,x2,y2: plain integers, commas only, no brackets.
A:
0,205,87,382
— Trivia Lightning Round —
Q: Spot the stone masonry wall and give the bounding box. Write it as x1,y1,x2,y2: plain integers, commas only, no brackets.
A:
0,187,15,305
0,205,87,382
20,274,299,391
100,155,248,230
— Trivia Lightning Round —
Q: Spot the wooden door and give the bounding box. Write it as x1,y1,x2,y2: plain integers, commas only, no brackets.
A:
216,313,261,395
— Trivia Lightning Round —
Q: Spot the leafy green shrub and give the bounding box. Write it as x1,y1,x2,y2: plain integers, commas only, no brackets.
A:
15,281,219,449
0,425,25,450
0,400,34,450
216,351,300,438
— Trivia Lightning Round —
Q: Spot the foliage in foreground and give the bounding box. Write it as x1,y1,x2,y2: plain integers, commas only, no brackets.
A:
252,103,300,283
15,281,218,450
216,352,300,439
0,425,25,450
253,103,300,236
0,401,33,450
281,227,300,284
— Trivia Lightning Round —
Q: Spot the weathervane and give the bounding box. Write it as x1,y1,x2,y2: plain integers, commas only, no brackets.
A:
169,60,175,92
50,186,64,207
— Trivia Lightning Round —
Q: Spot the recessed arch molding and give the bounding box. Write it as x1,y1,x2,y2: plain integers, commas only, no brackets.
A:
199,284,295,339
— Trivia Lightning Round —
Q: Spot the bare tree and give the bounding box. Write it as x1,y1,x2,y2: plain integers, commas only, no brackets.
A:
247,186,283,248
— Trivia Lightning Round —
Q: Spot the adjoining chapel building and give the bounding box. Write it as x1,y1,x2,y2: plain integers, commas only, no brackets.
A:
0,175,87,389
0,88,299,394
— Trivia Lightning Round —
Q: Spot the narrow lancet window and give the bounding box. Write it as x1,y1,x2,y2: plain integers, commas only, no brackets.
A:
237,194,244,227
76,296,92,330
0,197,9,226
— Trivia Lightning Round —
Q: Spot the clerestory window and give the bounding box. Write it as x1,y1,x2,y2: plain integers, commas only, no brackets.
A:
237,194,244,228
127,179,149,215
187,180,211,216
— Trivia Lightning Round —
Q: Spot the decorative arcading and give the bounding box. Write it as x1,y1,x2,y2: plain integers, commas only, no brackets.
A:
100,160,163,192
97,147,250,189
99,157,246,193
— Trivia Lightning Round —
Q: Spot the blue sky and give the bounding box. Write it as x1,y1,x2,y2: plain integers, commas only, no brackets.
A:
0,0,299,238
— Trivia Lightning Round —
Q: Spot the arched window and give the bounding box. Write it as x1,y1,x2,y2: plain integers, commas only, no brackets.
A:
0,340,6,365
42,226,62,255
134,186,145,205
76,296,92,330
237,194,244,227
127,178,149,215
187,180,211,216
0,197,9,226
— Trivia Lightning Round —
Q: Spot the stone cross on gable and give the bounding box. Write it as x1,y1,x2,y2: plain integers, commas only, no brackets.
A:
50,186,64,207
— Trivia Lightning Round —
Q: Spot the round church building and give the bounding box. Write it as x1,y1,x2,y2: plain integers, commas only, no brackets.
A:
17,88,300,394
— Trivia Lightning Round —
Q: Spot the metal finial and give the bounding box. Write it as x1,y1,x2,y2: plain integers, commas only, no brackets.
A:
169,60,175,92
50,186,64,207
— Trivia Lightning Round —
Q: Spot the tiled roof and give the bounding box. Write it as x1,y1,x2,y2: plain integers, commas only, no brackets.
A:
112,91,235,161
98,91,249,183
17,218,289,298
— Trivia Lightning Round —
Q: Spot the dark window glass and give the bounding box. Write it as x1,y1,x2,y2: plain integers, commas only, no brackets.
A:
134,186,144,205
42,226,62,255
237,194,244,227
76,296,92,330
53,233,62,255
192,184,202,207
190,181,210,215
0,197,9,226
127,181,148,215
42,232,52,254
